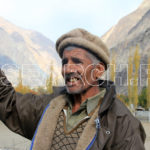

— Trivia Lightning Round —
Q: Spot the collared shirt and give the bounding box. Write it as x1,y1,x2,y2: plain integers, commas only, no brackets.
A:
64,88,106,132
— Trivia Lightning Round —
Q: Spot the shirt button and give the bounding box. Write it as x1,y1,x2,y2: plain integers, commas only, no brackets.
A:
106,131,110,135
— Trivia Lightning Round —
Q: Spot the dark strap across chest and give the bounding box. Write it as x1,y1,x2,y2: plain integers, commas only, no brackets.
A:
51,111,89,150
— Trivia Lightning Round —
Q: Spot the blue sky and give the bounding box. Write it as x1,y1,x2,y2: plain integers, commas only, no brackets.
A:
0,0,143,42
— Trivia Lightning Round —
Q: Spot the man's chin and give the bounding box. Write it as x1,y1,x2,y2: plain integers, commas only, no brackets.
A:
66,87,82,94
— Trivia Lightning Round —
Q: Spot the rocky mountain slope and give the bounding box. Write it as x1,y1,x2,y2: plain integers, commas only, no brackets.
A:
102,0,150,93
0,17,63,86
102,0,150,48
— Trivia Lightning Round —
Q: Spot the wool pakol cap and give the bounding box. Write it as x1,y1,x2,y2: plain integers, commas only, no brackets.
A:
56,28,110,69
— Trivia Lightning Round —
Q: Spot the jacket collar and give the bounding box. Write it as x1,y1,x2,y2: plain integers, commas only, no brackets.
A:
53,79,116,117
98,80,116,117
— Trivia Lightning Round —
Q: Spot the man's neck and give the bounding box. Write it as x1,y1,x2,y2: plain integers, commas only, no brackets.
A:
72,86,100,113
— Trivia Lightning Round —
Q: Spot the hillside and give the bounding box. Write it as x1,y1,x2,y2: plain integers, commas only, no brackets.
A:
0,17,63,86
102,0,150,48
102,0,150,93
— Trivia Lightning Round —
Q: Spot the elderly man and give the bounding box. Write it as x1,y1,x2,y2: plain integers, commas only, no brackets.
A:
0,28,146,150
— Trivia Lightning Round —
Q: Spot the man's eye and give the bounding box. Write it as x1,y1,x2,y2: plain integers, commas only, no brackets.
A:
72,58,82,64
62,59,68,65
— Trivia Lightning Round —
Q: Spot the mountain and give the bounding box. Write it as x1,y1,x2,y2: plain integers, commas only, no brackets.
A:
0,17,63,86
102,0,150,94
102,0,150,48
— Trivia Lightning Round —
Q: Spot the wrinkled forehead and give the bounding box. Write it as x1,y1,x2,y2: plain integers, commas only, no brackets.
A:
63,46,96,56
62,46,101,64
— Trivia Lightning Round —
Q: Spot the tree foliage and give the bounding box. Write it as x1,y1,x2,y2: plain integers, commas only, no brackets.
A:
46,62,54,94
117,94,129,105
138,87,147,109
128,52,133,106
132,45,140,108
35,86,47,94
147,57,150,109
15,69,37,94
110,52,116,82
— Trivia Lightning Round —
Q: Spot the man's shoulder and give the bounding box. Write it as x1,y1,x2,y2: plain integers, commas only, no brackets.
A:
109,97,141,125
110,98,131,116
103,98,146,149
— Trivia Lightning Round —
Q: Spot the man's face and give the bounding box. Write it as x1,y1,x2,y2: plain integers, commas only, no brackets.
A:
61,48,99,94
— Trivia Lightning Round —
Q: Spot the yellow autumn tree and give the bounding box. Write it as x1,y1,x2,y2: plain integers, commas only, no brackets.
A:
147,57,150,109
15,69,23,92
46,62,54,94
54,75,59,86
128,53,133,106
110,52,117,82
132,45,140,108
15,69,33,94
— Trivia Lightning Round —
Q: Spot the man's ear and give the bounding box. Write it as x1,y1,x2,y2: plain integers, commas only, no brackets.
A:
94,62,105,79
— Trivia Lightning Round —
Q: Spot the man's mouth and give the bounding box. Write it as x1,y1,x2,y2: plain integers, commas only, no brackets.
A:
65,74,81,86
67,77,79,82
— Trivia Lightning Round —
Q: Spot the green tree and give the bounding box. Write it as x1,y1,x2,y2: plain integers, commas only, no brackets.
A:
138,87,147,109
147,57,150,109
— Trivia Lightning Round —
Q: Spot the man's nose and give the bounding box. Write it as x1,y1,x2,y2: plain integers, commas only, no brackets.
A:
64,64,76,74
